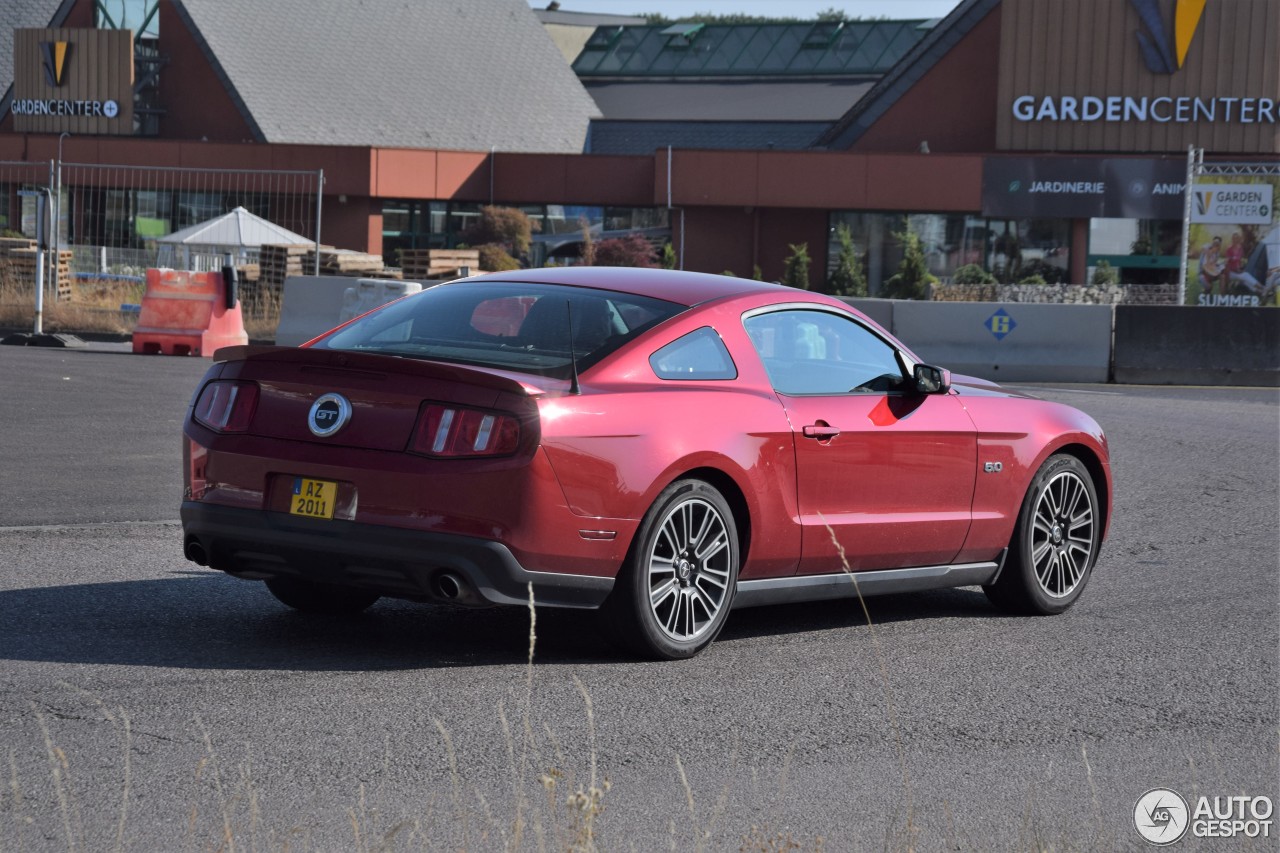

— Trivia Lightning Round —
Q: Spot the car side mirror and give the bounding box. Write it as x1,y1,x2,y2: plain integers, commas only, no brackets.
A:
914,364,951,394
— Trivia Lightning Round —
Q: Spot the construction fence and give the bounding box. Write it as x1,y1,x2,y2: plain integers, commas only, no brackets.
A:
0,159,324,313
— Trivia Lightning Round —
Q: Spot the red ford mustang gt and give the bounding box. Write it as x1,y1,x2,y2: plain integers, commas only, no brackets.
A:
181,267,1111,659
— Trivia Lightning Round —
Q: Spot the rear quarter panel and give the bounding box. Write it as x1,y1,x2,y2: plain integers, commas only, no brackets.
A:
538,296,806,580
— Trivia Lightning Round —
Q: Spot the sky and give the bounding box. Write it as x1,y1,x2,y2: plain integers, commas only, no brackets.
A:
531,1,965,19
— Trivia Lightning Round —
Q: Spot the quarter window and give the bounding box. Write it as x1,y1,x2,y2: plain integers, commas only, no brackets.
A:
650,327,737,380
744,309,905,395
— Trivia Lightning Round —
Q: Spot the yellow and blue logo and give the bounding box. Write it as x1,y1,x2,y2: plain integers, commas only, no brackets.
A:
986,309,1016,341
40,40,71,87
1131,0,1207,74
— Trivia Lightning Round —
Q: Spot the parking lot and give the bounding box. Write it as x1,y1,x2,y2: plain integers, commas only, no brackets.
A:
0,343,1276,851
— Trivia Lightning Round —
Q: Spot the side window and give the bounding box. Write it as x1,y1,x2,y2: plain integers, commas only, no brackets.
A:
650,327,737,380
744,309,905,395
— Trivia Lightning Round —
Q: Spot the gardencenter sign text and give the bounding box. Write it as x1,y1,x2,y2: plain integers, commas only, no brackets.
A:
1011,95,1277,125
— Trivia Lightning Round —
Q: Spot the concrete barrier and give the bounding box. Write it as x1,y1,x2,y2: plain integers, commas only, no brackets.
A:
837,297,894,334
338,279,422,325
1113,305,1280,386
890,301,1114,383
275,276,424,346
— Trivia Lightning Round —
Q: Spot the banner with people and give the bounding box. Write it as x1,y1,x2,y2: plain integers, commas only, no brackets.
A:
1188,178,1279,307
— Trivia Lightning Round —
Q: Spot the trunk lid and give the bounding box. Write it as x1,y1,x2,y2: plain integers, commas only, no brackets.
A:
210,346,557,450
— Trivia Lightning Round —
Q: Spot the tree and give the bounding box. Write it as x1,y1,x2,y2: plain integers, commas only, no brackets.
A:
477,244,520,272
594,234,658,267
782,242,811,289
578,218,595,266
461,206,536,258
826,224,867,296
882,229,937,300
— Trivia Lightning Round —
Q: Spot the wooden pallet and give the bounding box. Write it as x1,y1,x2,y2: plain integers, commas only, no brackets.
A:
2,247,73,298
399,248,480,279
304,248,386,277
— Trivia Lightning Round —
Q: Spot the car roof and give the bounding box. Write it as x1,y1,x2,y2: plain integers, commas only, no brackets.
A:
465,266,795,307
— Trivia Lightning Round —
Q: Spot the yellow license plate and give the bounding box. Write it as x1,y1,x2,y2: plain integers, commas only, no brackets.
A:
290,477,337,519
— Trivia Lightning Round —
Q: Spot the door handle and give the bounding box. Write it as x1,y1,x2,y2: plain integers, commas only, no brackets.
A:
802,423,841,440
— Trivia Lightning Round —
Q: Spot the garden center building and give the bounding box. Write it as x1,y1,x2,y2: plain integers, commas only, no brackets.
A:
1,0,1276,293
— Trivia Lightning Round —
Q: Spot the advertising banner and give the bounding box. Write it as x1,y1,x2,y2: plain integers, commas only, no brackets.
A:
1191,184,1273,225
1187,178,1280,307
983,158,1187,219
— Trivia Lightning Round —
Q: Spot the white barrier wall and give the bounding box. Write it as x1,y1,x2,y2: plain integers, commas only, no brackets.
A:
275,276,423,346
890,302,1114,383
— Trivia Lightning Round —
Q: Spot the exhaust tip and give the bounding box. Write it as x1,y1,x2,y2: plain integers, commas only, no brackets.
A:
436,573,463,600
184,536,208,566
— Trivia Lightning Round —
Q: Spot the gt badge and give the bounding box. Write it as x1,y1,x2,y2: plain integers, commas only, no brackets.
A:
308,393,352,437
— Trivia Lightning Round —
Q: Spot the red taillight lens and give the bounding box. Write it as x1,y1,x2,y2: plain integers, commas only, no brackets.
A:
411,403,520,457
192,380,259,433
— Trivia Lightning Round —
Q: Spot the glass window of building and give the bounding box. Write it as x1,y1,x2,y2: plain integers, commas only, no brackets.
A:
829,212,1072,294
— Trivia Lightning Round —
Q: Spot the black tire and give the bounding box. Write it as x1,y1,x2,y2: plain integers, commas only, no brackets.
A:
985,454,1100,615
602,479,740,660
264,577,380,615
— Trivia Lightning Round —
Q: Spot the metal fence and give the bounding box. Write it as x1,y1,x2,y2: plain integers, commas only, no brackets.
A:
1,159,323,303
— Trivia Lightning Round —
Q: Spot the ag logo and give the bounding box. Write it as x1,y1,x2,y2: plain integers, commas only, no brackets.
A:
985,308,1016,341
1131,0,1208,75
1134,788,1190,845
1194,189,1213,217
40,41,71,87
308,393,352,437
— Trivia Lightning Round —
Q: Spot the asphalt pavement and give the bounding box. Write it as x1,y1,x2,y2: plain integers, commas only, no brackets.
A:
0,343,1276,851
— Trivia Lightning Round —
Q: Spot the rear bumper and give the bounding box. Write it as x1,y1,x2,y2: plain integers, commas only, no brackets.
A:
181,501,614,609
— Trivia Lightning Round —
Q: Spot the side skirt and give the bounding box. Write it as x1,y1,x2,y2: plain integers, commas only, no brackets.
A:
732,559,1003,610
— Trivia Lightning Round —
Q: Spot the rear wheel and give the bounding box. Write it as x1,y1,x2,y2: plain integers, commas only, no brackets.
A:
604,479,739,659
264,577,380,615
985,454,1100,615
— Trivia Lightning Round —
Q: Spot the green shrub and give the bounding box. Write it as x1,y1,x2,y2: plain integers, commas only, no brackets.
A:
782,243,811,290
882,230,937,300
826,224,867,296
1090,259,1119,286
1018,274,1047,285
1018,258,1067,284
952,263,996,285
660,243,677,270
462,206,536,257
477,243,520,272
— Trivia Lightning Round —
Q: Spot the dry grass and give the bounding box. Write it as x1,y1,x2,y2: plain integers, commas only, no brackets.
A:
0,269,144,336
0,268,282,342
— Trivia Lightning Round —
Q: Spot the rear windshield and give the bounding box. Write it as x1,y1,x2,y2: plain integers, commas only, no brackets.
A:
316,280,683,378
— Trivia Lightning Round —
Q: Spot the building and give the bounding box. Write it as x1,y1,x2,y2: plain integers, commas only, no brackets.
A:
1,0,1276,298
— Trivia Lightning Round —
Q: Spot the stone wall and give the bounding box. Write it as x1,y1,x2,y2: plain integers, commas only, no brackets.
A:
930,282,1180,304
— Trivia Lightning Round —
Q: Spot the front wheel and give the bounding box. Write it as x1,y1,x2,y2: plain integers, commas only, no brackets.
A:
265,577,380,615
603,479,740,659
984,454,1100,615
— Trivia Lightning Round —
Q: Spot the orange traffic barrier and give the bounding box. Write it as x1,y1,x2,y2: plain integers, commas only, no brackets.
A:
132,269,248,357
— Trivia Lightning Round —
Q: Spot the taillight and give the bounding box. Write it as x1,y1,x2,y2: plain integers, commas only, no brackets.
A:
192,380,259,433
411,403,520,458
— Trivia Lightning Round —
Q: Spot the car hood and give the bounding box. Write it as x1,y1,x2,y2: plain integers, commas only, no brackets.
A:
949,373,1040,400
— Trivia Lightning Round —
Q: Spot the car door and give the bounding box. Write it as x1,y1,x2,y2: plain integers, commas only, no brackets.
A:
743,307,976,573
